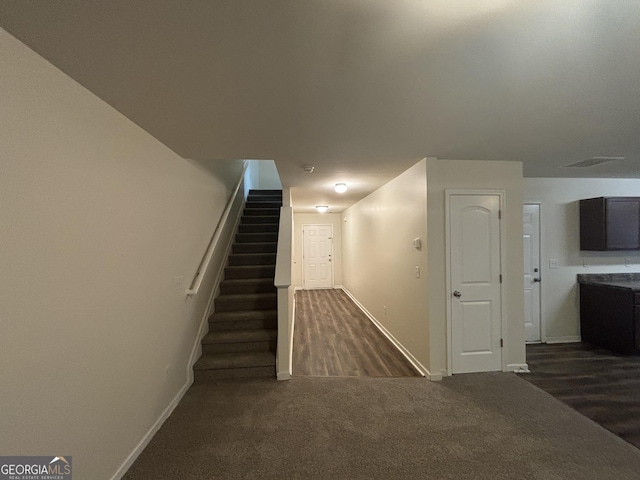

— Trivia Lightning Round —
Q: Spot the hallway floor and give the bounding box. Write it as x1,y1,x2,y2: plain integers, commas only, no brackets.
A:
292,289,419,377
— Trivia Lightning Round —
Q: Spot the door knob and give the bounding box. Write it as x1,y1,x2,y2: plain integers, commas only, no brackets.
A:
453,290,462,298
533,277,541,283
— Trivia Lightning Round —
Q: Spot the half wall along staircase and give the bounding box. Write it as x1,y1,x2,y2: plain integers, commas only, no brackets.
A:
194,189,282,380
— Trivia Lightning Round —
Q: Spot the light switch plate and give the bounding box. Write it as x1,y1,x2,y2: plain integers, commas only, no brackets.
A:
549,259,558,269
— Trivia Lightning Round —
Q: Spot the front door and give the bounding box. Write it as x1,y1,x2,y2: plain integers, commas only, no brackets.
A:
302,224,333,289
523,204,542,343
449,193,503,374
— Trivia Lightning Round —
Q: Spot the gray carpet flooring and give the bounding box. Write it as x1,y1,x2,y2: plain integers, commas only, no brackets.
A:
123,373,640,479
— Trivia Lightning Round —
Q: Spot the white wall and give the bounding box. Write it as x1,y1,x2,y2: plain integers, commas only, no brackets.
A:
342,160,429,372
426,158,525,376
245,159,282,194
0,28,242,479
293,213,343,289
524,178,640,342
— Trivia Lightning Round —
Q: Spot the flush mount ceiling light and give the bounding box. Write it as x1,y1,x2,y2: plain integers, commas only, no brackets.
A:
316,205,328,213
334,183,348,193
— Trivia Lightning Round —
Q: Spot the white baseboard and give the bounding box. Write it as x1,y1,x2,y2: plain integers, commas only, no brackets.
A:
507,363,530,373
545,335,581,344
110,379,191,480
339,287,428,378
188,278,218,370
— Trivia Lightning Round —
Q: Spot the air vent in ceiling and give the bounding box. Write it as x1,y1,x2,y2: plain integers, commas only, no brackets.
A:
562,157,625,168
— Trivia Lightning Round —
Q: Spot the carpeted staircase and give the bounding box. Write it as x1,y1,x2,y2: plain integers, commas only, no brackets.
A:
193,189,282,380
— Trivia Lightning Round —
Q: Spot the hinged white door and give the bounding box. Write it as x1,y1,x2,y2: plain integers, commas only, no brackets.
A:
449,194,503,374
303,224,333,289
523,204,542,342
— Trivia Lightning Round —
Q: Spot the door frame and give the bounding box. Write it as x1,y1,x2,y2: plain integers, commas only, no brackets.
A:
302,223,334,289
445,189,507,375
524,202,545,343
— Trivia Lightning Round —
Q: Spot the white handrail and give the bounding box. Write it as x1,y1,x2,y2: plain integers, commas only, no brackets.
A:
186,162,248,296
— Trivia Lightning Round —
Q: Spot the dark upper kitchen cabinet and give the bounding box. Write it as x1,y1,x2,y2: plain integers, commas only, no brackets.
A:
580,197,640,250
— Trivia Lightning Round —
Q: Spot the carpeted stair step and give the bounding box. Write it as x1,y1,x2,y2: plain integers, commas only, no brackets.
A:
241,215,280,224
237,223,278,238
193,351,276,380
246,198,282,205
194,188,282,382
249,189,282,196
214,293,277,312
235,232,278,244
245,201,282,209
228,253,276,266
243,208,280,217
224,264,276,279
202,328,277,354
232,242,277,254
209,309,278,331
247,193,283,203
220,278,276,295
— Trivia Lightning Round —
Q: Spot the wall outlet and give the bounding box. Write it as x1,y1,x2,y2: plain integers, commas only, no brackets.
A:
383,306,387,315
549,259,559,269
415,265,420,278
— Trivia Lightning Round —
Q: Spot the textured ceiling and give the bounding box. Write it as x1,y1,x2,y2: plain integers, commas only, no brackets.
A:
1,0,639,212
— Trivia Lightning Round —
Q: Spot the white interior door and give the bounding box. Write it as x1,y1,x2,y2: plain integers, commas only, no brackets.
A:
523,204,542,343
449,193,503,374
303,224,333,289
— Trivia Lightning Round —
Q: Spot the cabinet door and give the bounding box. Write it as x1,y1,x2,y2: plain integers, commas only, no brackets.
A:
606,198,640,249
635,305,640,352
580,198,607,250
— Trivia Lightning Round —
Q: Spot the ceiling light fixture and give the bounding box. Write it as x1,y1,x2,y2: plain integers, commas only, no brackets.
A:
316,205,328,213
334,183,348,193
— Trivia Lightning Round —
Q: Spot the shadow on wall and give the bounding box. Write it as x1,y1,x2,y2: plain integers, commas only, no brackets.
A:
245,159,282,196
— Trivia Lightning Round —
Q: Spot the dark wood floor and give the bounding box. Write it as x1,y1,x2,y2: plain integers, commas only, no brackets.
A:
292,289,420,377
523,342,640,450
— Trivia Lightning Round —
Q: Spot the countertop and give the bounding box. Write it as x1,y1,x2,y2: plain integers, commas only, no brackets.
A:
577,273,640,291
